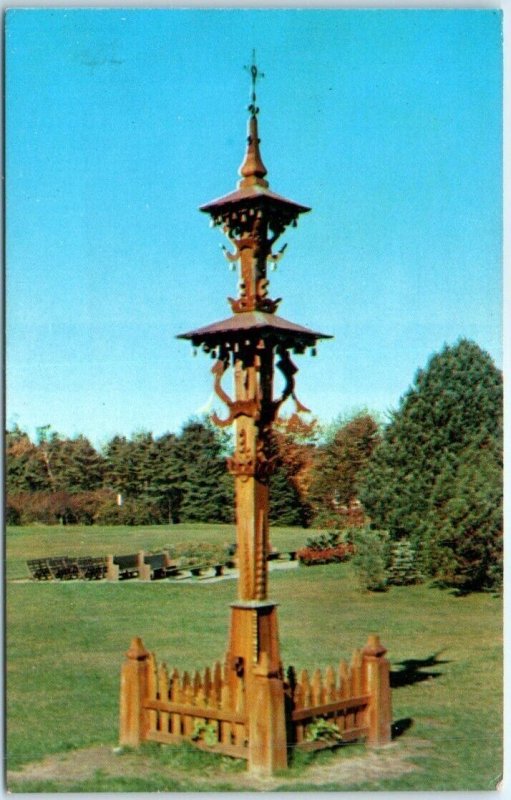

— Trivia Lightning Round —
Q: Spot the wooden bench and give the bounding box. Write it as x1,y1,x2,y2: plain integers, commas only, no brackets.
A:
107,552,153,581
108,553,139,581
47,556,80,580
144,553,170,580
77,556,107,580
27,559,52,580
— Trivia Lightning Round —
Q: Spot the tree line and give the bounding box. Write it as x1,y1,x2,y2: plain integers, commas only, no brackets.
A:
6,338,502,591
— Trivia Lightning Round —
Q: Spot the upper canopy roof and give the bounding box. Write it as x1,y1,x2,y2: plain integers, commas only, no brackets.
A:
199,184,310,216
178,310,331,349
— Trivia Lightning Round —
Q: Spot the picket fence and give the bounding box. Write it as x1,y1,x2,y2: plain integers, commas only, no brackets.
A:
120,634,390,758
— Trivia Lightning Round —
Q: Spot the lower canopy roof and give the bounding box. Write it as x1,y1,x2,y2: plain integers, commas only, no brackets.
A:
178,311,332,349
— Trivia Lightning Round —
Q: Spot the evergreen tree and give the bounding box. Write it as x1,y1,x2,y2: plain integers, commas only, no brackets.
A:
428,438,502,591
387,540,422,586
149,433,183,523
103,435,139,497
359,339,502,590
6,425,48,492
175,418,233,523
269,462,306,526
47,434,105,492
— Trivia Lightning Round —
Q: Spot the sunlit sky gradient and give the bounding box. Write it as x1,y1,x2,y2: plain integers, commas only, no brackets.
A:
6,8,502,447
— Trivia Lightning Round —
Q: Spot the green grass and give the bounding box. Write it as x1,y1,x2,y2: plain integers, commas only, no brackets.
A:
6,523,502,791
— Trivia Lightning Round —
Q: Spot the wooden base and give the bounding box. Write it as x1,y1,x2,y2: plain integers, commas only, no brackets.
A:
225,601,288,774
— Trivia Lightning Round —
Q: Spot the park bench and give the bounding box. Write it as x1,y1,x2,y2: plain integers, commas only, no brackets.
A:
47,556,80,580
112,553,140,580
143,553,171,580
77,556,107,580
107,552,155,581
27,558,52,580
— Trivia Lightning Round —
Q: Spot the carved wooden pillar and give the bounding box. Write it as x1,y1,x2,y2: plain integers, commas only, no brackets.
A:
178,57,330,775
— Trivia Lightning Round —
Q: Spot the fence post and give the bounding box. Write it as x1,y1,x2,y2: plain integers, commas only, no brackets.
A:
119,637,150,747
247,652,288,775
362,634,392,746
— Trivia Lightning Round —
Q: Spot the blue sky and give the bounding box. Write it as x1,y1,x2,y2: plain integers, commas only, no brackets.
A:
6,9,502,447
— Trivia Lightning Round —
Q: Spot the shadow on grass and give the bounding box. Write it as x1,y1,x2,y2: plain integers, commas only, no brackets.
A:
429,579,502,598
390,651,450,689
391,717,413,739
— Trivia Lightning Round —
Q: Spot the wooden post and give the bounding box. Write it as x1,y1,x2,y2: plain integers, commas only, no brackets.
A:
106,554,119,581
137,550,151,581
362,634,392,746
248,652,288,774
119,637,150,747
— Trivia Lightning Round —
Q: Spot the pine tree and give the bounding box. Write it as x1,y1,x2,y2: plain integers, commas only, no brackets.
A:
359,339,502,590
48,434,105,492
6,425,48,492
387,540,422,586
149,433,183,523
269,462,306,526
176,418,233,523
103,435,138,497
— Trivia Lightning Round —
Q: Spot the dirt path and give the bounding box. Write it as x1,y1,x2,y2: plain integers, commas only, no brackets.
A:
7,739,427,792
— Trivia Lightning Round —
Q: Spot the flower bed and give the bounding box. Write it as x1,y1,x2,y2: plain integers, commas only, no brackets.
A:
297,543,353,566
296,530,354,566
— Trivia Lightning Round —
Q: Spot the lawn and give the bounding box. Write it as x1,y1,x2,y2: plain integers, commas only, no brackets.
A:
6,524,503,792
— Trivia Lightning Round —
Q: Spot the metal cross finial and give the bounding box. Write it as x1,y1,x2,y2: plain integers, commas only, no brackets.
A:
244,50,264,116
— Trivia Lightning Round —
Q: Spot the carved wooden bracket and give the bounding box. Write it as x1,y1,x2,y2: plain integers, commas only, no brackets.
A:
210,359,260,428
271,349,310,418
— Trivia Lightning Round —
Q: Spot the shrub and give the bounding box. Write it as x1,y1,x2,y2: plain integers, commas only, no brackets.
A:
304,530,342,550
8,490,117,526
94,496,165,526
5,501,21,525
387,540,424,586
165,542,228,569
7,491,74,525
351,527,389,592
297,530,353,566
297,544,353,566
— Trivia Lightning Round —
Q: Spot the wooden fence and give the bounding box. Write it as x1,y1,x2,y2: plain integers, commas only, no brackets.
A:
120,634,391,759
285,650,371,749
120,637,249,759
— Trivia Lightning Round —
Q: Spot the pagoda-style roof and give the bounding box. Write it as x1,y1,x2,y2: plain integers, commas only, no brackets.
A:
200,185,310,217
178,311,331,350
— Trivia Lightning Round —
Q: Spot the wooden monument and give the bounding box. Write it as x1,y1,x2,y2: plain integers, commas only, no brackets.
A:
119,58,392,776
